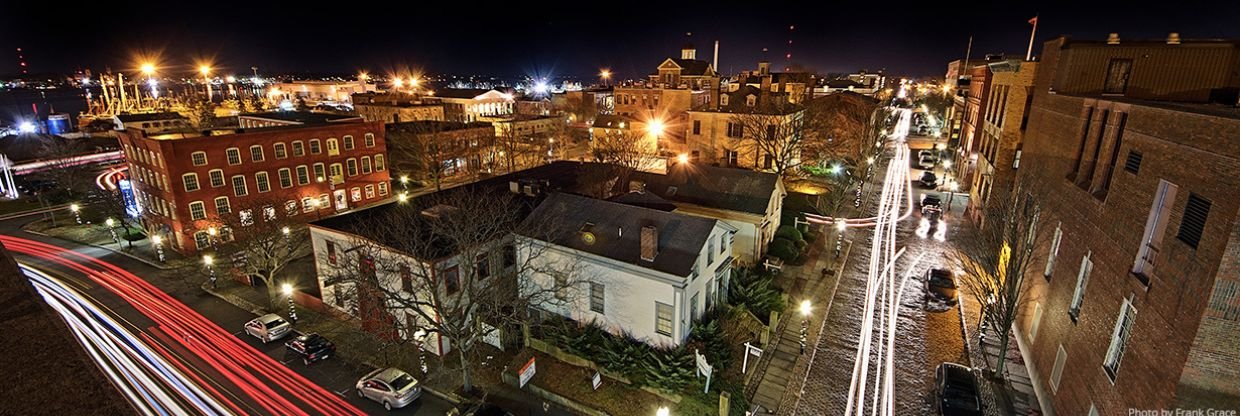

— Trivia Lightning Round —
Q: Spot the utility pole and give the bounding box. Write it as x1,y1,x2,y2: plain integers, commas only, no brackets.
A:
1026,15,1039,61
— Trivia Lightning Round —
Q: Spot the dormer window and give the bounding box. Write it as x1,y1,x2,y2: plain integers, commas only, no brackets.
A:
720,95,729,106
746,95,757,107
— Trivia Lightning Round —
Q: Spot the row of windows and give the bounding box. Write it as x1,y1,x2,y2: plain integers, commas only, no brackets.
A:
187,182,391,223
181,154,386,193
190,133,378,168
123,143,162,168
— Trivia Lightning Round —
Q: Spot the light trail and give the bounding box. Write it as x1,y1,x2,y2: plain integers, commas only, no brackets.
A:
21,263,238,416
4,236,366,416
96,166,128,191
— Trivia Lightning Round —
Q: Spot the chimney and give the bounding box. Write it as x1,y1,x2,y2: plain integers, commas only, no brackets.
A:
713,40,720,72
1107,33,1121,45
758,61,771,75
1167,32,1182,45
640,225,658,261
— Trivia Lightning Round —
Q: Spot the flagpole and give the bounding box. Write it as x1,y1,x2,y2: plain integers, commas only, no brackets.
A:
1026,15,1039,61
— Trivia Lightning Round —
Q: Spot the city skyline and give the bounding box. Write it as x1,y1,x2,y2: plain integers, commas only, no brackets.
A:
5,1,1240,79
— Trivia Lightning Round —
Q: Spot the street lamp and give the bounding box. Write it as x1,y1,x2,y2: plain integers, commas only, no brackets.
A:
199,65,212,99
677,153,689,164
946,180,960,212
69,203,82,224
413,329,429,374
799,300,812,354
104,218,119,245
203,255,216,289
140,63,156,106
835,220,847,258
152,235,165,263
207,226,218,247
599,69,611,86
398,192,410,203
282,283,298,323
647,120,664,151
656,407,670,416
399,175,410,190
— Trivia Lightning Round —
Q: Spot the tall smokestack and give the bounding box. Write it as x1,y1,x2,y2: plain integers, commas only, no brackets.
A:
713,40,720,72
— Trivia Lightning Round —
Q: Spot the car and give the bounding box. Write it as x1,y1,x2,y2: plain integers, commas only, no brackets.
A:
243,313,292,343
919,171,939,188
356,367,422,411
920,194,942,210
925,268,958,304
934,363,983,416
285,333,336,365
919,154,937,169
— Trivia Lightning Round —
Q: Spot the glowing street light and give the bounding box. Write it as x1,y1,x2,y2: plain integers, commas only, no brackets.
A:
799,300,812,354
392,77,404,88
398,192,410,203
69,203,82,224
199,65,213,99
656,407,670,416
203,255,217,288
647,120,665,136
600,69,612,86
942,160,953,169
225,75,236,83
282,283,298,322
151,235,165,263
677,153,689,164
140,63,155,76
199,65,211,76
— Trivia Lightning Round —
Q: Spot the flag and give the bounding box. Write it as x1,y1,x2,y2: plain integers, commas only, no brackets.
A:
1029,16,1038,25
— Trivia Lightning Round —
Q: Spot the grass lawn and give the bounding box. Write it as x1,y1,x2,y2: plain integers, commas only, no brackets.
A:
0,198,47,216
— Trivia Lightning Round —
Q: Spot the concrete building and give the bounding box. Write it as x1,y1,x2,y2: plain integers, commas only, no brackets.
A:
519,192,736,347
1016,35,1240,415
269,80,376,109
117,118,390,254
966,59,1037,223
424,89,515,123
113,112,192,134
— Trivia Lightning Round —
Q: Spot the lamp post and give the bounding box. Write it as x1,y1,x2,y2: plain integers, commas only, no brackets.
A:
104,218,119,245
140,63,155,107
656,406,670,416
799,300,812,354
946,180,960,212
281,226,291,245
207,226,218,248
399,175,409,191
199,65,212,99
203,255,216,289
282,283,298,323
647,119,664,152
835,220,846,258
413,329,428,374
599,69,611,87
152,235,165,263
69,203,82,224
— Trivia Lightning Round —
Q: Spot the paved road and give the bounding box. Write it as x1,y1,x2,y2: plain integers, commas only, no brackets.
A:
0,213,456,415
788,114,970,415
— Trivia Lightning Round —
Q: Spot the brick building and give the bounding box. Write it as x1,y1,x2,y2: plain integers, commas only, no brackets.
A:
612,45,721,153
118,120,391,254
684,86,803,170
967,59,1037,223
1016,35,1240,414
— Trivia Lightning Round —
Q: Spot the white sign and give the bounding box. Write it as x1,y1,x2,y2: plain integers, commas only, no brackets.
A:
695,349,713,393
518,357,536,388
591,371,602,390
481,322,502,350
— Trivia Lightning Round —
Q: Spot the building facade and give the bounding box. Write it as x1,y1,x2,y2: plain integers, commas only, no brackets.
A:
117,120,391,254
684,86,803,171
1015,35,1240,415
967,59,1037,223
519,193,736,347
425,89,515,123
269,80,377,108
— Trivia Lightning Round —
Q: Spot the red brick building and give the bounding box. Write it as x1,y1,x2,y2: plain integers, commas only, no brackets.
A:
1016,35,1240,414
118,117,392,254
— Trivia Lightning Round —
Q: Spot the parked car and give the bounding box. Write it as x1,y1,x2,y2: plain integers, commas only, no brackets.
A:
919,171,939,188
284,333,336,365
356,367,422,411
925,268,958,304
243,313,292,343
934,363,983,416
918,153,938,169
920,194,943,213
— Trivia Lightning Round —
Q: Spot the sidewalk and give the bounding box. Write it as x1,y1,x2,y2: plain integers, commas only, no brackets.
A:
958,291,1042,416
748,226,853,414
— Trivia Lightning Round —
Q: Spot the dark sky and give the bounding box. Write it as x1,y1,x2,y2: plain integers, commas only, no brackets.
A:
4,1,1240,80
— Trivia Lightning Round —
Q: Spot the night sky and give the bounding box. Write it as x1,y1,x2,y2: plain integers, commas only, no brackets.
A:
4,1,1240,80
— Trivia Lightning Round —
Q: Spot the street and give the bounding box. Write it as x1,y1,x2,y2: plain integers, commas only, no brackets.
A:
788,107,970,415
0,212,456,416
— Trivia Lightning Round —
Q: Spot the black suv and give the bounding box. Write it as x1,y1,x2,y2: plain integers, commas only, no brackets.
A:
284,333,336,365
934,363,983,416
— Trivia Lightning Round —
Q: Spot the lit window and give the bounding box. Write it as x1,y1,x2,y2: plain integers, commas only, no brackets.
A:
1103,295,1137,382
188,201,206,220
313,163,326,182
285,200,298,216
365,185,375,199
239,209,253,226
191,151,208,166
350,187,361,202
378,182,388,196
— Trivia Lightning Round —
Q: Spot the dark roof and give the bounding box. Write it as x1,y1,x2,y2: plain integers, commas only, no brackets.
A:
521,193,717,277
708,86,801,115
433,88,494,99
592,114,637,129
670,59,713,76
310,162,591,255
388,120,493,134
626,163,779,215
608,191,676,212
115,112,185,123
239,111,361,124
826,79,867,89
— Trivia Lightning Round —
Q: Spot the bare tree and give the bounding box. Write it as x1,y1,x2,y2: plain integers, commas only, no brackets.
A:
947,181,1047,378
91,187,140,247
387,122,480,192
327,187,582,392
802,92,880,166
178,95,217,129
213,196,313,309
33,137,97,200
728,100,806,177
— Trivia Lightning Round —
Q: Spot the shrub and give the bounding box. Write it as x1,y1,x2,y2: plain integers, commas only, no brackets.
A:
774,224,803,242
642,348,695,392
768,238,799,262
728,268,785,324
